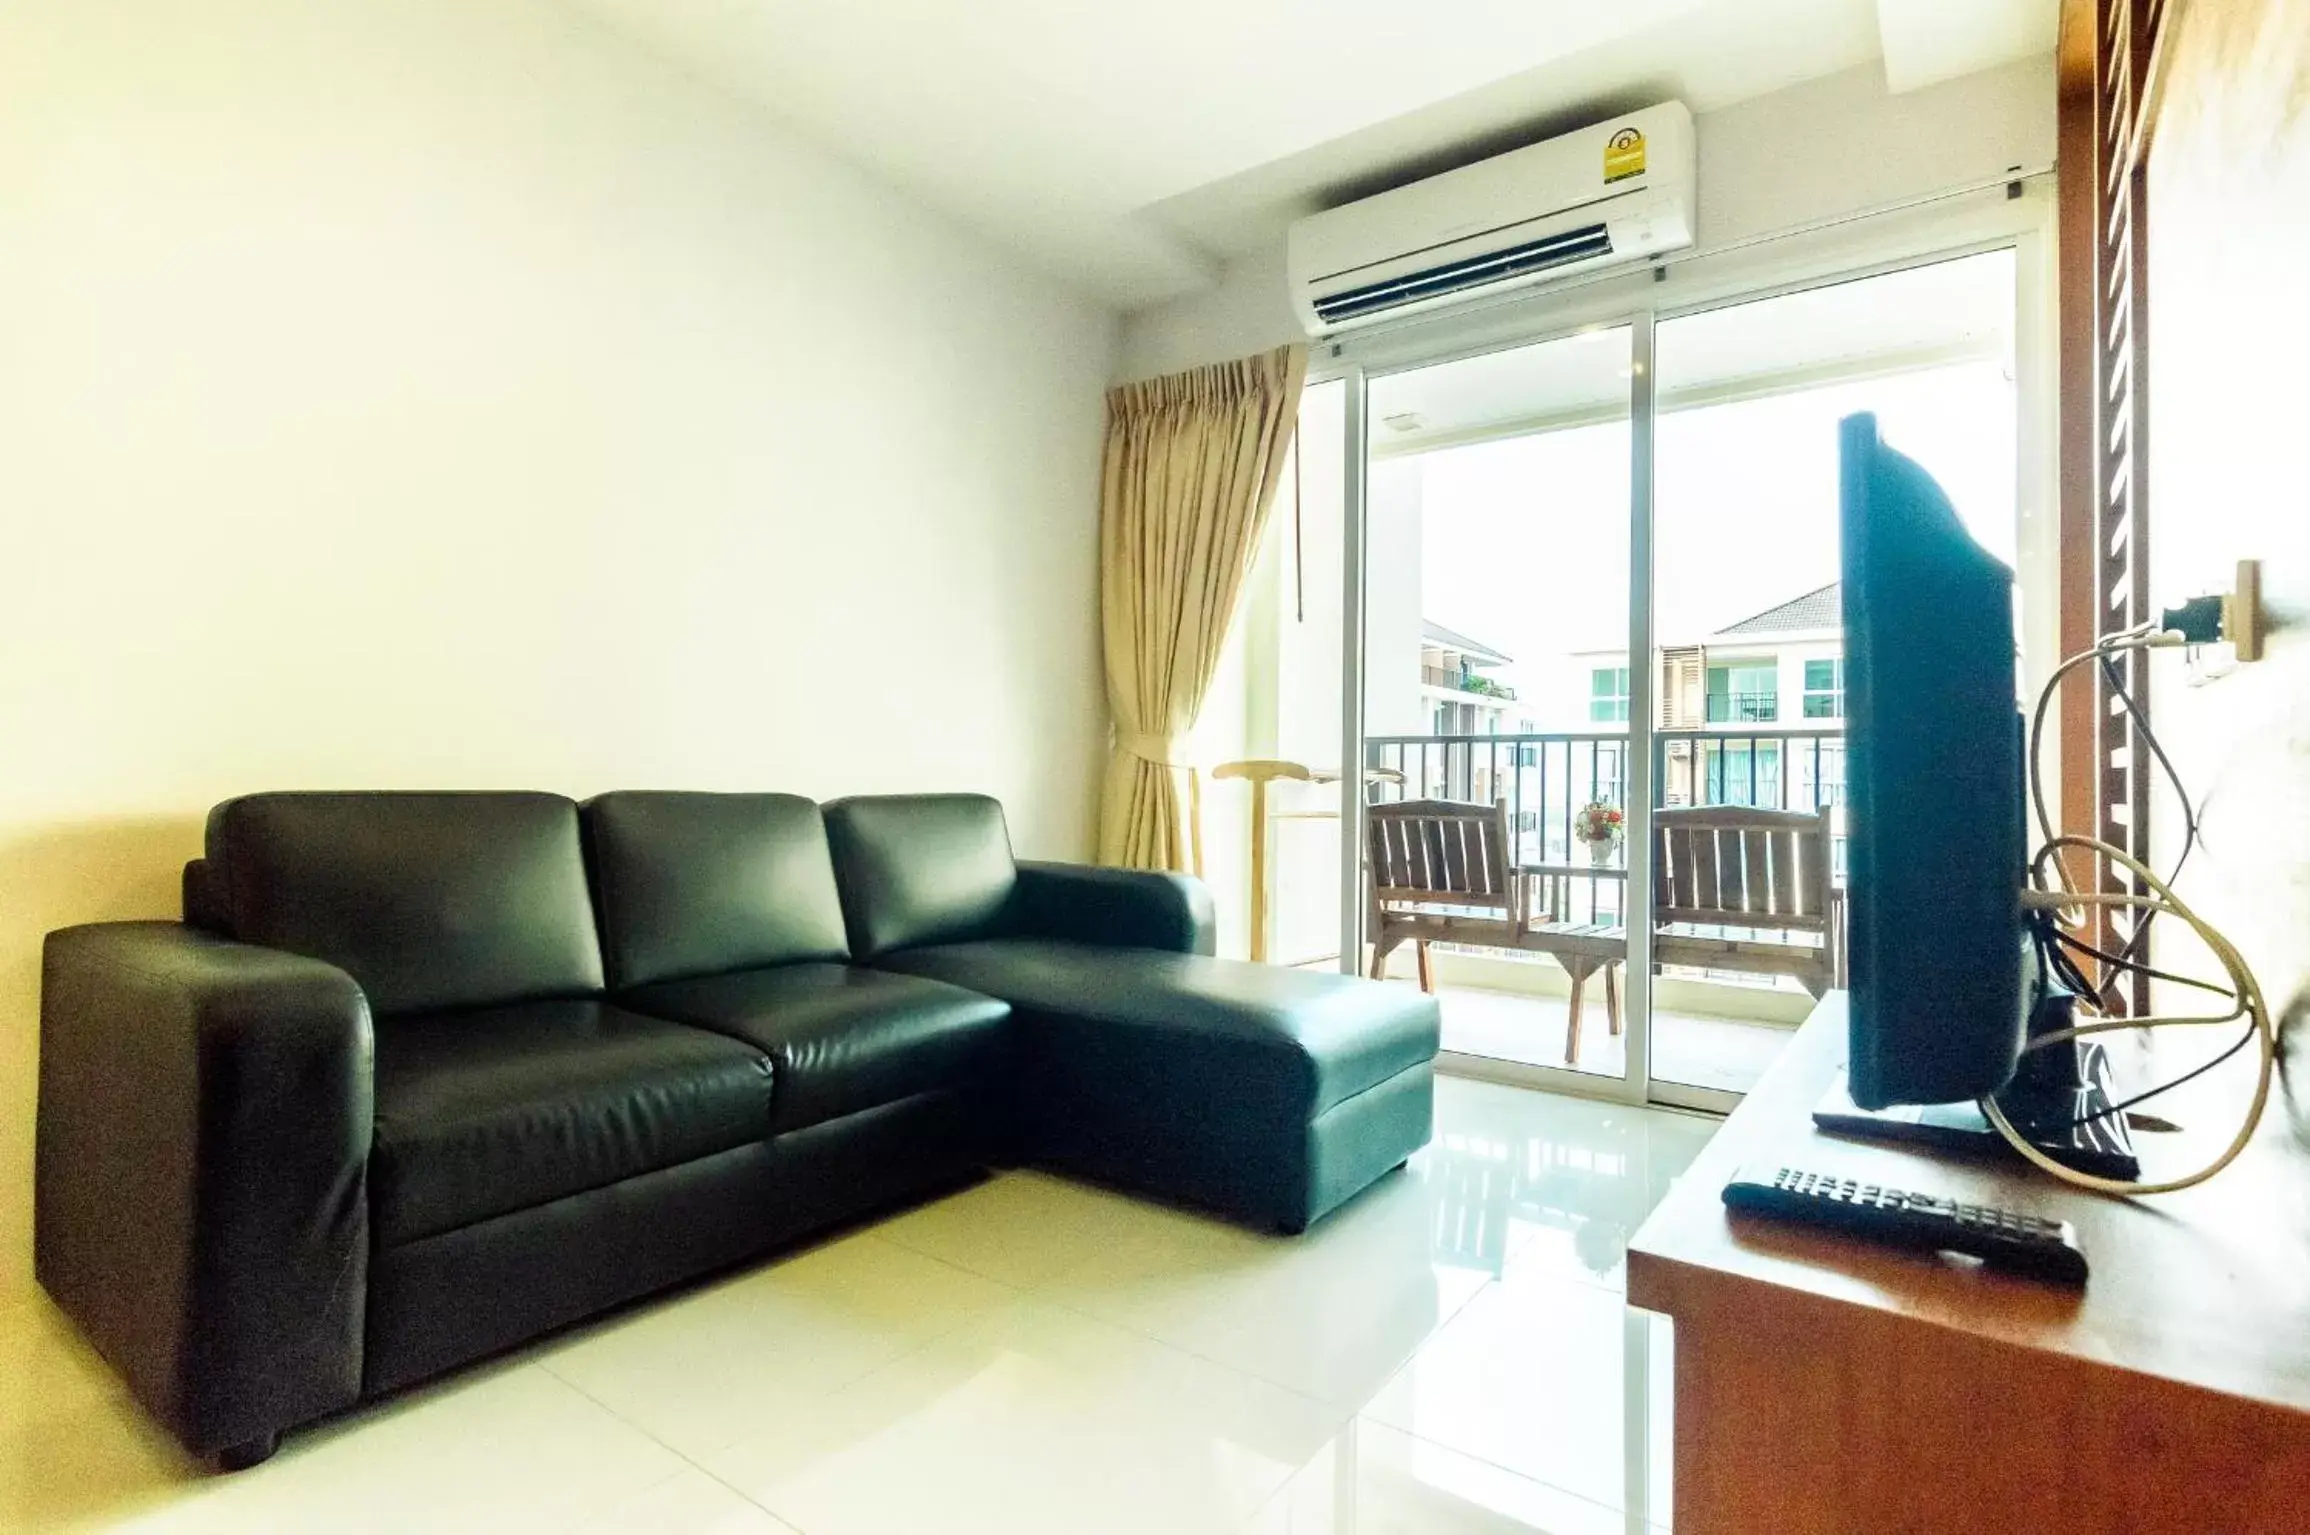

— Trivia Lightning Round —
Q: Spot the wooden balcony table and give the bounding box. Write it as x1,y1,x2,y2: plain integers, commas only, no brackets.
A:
1514,859,1628,1063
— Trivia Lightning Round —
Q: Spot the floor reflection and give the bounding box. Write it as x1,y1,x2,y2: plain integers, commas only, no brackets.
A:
0,1073,1715,1535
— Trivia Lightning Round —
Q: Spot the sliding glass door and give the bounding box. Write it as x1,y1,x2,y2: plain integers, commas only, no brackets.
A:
1355,321,1648,1096
1645,251,2020,1098
1328,245,2026,1108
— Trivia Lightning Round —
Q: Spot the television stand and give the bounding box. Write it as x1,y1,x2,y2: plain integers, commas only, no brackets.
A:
1811,984,2140,1179
1628,995,2310,1532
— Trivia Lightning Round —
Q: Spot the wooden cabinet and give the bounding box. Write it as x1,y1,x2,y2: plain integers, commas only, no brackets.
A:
1629,996,2310,1532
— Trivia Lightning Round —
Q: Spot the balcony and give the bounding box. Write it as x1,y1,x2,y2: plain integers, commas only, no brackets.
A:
1354,725,1845,1091
1364,725,1844,874
1703,690,1779,724
1420,666,1517,700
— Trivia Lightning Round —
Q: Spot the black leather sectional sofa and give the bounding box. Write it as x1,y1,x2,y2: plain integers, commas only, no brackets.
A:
36,790,1439,1467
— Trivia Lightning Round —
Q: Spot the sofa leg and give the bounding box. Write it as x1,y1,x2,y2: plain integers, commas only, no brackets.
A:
215,1433,280,1472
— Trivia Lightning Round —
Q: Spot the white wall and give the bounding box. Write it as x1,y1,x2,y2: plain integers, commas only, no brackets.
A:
2142,0,2310,1029
0,0,1115,1304
1121,243,1301,389
1771,643,1842,724
1364,461,1430,739
1115,55,2055,382
1194,393,1351,965
1194,382,1359,966
1263,384,1351,966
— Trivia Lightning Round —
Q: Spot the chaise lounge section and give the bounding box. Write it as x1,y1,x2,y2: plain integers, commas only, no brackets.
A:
36,788,1439,1467
829,794,1439,1233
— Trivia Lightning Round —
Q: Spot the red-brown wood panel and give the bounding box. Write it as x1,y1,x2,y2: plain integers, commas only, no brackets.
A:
2070,0,2170,1015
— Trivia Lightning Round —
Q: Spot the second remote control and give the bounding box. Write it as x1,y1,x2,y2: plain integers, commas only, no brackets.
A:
1721,1165,2087,1285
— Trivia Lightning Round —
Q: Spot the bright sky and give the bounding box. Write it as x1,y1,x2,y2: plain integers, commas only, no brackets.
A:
1416,359,2018,718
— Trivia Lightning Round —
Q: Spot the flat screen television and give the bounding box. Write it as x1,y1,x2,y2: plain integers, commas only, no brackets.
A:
1838,411,2028,1108
1822,413,2135,1177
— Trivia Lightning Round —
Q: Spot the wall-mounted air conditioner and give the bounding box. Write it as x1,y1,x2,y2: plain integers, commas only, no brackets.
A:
1286,101,1696,335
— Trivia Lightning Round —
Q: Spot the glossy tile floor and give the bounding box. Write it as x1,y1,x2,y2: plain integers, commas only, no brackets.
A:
1437,985,1795,1095
0,1076,1717,1534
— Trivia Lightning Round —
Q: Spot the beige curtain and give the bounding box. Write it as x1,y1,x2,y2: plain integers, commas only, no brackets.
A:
1097,343,1308,871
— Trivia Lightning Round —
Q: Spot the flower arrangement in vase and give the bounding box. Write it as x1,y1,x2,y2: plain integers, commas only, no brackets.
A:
1573,801,1624,866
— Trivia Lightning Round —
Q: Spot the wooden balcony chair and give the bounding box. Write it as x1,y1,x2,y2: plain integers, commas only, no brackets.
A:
1649,804,1844,999
1365,799,1627,1065
1365,798,1521,992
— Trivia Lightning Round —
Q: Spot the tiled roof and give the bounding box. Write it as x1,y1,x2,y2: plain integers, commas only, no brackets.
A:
1714,582,1841,638
1420,619,1512,666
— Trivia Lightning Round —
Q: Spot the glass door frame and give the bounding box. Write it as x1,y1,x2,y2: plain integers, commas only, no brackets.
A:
1319,203,2054,1113
1322,309,1671,1108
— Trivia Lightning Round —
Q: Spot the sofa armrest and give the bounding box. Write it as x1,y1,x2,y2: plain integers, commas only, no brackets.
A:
1010,862,1216,956
38,922,374,1458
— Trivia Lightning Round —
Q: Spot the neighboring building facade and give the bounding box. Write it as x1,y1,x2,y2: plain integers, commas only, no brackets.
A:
1419,619,1539,737
1670,581,1844,730
1571,582,1846,815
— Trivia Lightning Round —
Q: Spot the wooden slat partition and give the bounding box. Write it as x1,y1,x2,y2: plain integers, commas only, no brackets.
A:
2081,0,2171,1014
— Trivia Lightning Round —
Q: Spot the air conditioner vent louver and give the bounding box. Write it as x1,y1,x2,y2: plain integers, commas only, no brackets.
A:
1312,224,1613,325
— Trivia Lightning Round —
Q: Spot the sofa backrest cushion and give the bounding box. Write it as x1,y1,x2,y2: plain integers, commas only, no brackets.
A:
822,794,1019,959
583,791,850,988
181,857,229,933
205,791,605,1017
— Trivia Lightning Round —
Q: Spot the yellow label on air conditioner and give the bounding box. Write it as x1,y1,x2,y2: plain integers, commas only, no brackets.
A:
1604,127,1646,184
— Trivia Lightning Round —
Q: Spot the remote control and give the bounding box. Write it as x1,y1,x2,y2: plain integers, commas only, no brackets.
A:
1722,1165,2088,1285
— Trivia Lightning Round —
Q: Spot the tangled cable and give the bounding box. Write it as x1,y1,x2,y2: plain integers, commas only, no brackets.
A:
1995,633,2274,1194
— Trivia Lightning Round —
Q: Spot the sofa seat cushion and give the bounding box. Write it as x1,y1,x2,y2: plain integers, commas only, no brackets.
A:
621,963,1010,1133
873,940,1438,1121
371,1001,774,1247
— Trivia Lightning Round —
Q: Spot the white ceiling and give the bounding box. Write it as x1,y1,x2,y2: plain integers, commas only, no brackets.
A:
563,0,2057,309
1876,0,2060,94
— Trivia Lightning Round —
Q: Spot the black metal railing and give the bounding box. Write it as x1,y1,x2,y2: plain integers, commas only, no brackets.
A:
1704,691,1779,724
1364,726,1846,926
1421,665,1517,700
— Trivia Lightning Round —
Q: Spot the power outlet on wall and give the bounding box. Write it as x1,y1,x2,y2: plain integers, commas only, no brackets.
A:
2167,558,2266,683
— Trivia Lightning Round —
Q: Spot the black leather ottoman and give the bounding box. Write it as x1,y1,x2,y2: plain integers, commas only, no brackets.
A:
874,939,1442,1232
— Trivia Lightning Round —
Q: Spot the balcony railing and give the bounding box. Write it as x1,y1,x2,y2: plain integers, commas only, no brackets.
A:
1703,691,1779,723
1363,726,1847,925
1420,666,1517,700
